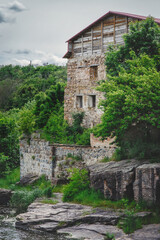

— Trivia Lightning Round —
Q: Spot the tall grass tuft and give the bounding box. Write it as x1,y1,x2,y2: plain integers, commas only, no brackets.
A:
10,189,43,214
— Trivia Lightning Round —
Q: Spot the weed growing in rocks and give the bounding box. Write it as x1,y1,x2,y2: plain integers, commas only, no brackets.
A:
118,209,142,234
66,153,82,161
104,232,115,240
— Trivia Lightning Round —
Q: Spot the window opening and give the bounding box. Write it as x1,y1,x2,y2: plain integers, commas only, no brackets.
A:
90,66,98,80
76,96,83,108
88,95,96,108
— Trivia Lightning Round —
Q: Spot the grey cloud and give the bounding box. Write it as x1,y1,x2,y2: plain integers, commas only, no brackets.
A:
9,1,27,12
3,50,13,54
0,11,6,23
16,49,31,54
0,8,16,24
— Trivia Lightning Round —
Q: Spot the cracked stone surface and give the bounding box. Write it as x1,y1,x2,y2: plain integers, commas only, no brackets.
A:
16,202,120,232
15,200,160,240
58,223,130,240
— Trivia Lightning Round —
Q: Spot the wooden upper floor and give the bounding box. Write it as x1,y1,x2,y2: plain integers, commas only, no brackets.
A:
64,11,160,59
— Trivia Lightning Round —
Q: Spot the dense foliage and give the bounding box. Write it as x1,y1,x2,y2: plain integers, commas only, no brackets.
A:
95,17,160,160
0,63,91,177
105,17,160,76
0,64,67,110
63,168,90,202
0,112,19,177
0,64,67,176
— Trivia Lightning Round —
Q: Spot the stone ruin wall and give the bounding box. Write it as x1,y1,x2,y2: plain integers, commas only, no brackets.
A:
20,133,115,180
20,135,53,180
64,55,106,128
20,134,160,204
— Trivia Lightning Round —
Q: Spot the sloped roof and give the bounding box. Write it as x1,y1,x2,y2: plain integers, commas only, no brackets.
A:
66,11,160,43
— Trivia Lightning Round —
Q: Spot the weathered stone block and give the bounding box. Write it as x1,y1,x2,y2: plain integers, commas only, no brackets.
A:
89,160,142,201
133,164,160,204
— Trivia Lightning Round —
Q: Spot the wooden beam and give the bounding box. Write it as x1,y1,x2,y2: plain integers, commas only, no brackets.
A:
101,21,103,53
114,15,116,44
126,17,128,33
91,28,93,54
82,35,83,56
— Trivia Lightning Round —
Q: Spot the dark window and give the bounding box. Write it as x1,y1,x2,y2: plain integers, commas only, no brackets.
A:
88,95,96,108
90,66,98,80
76,96,83,108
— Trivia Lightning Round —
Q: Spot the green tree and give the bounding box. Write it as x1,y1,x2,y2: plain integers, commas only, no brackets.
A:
18,101,36,135
34,83,65,128
0,112,19,172
95,54,160,159
106,17,160,76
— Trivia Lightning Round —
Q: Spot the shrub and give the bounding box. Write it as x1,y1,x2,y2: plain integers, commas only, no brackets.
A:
63,168,90,202
10,189,43,214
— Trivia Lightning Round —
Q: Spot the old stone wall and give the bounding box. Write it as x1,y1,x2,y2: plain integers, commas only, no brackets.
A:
20,134,53,180
20,134,115,180
20,135,160,204
64,55,106,128
90,133,116,148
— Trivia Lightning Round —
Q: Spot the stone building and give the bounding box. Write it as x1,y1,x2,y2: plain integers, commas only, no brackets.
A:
63,11,160,128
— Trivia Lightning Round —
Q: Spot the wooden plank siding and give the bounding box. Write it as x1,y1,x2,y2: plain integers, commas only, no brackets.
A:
72,15,136,57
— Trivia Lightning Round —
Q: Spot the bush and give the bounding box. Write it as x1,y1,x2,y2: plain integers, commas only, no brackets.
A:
63,168,90,202
10,189,43,214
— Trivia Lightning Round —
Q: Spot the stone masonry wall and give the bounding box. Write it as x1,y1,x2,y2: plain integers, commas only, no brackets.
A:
20,134,160,204
64,55,106,128
20,134,115,180
20,134,53,180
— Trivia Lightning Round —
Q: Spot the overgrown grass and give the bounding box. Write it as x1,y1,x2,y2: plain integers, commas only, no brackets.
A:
0,168,56,213
10,189,43,214
53,184,64,193
61,168,148,211
0,167,20,189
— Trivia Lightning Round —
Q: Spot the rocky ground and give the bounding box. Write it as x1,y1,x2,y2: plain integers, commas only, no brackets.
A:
15,193,160,240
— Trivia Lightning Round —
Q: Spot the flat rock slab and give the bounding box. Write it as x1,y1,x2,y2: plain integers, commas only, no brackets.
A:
16,202,120,232
129,224,160,240
15,201,160,240
58,223,130,240
58,224,160,240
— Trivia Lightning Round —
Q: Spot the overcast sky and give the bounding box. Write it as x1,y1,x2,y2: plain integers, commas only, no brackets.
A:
0,0,160,66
